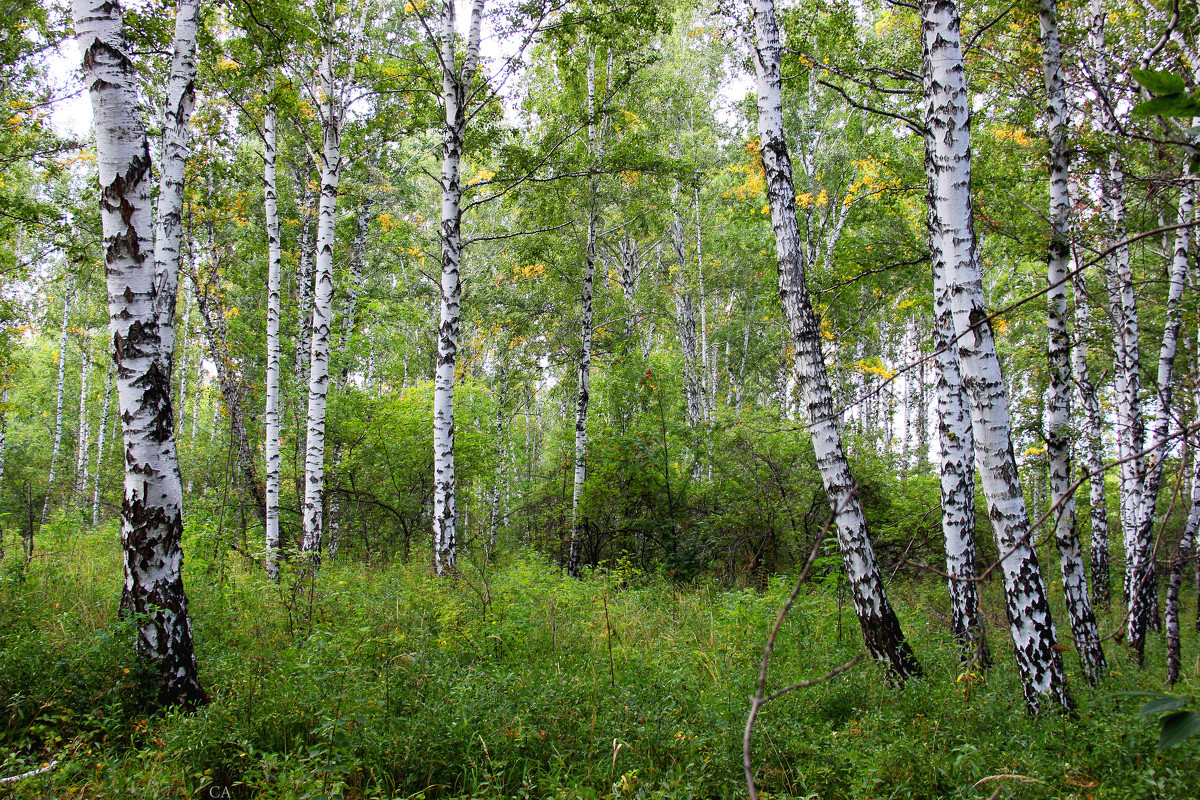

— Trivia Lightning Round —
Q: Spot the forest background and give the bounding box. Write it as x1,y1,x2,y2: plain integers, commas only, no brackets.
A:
0,0,1199,796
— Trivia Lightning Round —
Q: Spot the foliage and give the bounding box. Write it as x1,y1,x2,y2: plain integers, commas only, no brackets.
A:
0,528,1197,798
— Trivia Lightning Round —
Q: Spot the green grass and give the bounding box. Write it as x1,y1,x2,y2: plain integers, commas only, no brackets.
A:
0,522,1196,799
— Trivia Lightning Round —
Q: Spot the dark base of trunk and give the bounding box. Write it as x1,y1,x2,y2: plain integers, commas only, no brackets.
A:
861,608,922,684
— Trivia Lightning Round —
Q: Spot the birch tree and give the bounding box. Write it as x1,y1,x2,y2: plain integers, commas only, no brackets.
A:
73,0,205,708
919,0,1071,712
41,280,70,524
1037,0,1104,684
431,0,485,575
568,42,603,578
263,99,282,579
749,0,920,681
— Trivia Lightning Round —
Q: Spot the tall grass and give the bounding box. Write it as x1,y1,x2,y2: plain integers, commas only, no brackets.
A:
0,521,1196,798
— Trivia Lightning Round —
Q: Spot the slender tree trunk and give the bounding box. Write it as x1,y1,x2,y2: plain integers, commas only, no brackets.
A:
73,341,93,500
176,292,191,436
670,211,705,427
191,276,266,523
1071,248,1111,609
92,360,114,525
1127,168,1193,658
0,387,7,507
568,43,600,579
327,198,372,561
302,38,348,567
750,0,920,681
433,0,485,575
42,282,71,524
294,169,316,391
925,155,989,670
263,100,282,580
1038,0,1105,684
74,0,205,708
920,0,1071,712
1167,442,1199,685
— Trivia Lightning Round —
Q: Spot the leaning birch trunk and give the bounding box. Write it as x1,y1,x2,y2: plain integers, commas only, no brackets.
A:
73,342,93,500
302,42,344,567
924,142,989,669
750,0,920,681
42,283,71,524
74,0,205,708
568,43,599,579
1126,168,1193,659
1038,0,1105,684
263,101,283,580
433,0,485,575
91,360,114,525
919,0,1071,712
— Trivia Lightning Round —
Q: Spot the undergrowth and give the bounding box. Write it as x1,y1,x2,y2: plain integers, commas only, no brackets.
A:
0,522,1196,799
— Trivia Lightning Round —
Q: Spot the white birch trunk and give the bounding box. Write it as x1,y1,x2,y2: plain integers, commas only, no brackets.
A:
0,388,7,511
920,0,1071,712
568,43,599,579
751,0,920,680
74,0,204,708
263,101,282,580
1088,0,1146,611
92,360,114,524
1167,442,1199,684
1038,0,1105,684
1073,264,1111,608
924,143,988,669
433,0,485,575
294,169,316,390
176,292,191,435
327,198,372,561
42,283,71,524
1127,166,1193,657
151,0,199,375
302,41,343,567
73,341,93,499
670,212,705,427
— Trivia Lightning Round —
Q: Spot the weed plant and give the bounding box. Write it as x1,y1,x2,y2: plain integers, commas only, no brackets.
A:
0,522,1196,798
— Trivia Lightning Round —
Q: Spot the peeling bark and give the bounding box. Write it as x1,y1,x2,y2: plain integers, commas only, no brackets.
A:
74,0,205,709
919,0,1071,712
751,0,920,682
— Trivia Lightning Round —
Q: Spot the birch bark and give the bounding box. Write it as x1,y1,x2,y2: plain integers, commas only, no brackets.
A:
750,0,920,681
919,0,1071,712
74,0,205,708
301,36,347,566
568,43,600,579
433,0,485,575
1127,168,1193,658
1038,0,1104,684
73,342,93,499
42,282,71,524
264,101,282,580
91,360,114,525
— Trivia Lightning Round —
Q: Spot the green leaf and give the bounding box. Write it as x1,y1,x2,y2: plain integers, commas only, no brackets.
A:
1140,696,1188,716
1159,711,1200,750
1132,94,1200,118
1131,68,1187,95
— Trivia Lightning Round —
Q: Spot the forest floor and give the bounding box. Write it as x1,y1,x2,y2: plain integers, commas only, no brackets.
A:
0,517,1197,799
